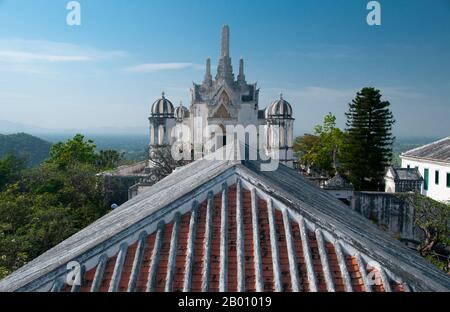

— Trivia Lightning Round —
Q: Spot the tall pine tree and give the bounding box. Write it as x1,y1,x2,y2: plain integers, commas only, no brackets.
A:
342,88,395,191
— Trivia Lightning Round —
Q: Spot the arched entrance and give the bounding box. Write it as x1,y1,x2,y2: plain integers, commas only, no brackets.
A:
217,124,226,149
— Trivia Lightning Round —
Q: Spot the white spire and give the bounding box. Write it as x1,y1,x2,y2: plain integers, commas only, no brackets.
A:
238,57,245,83
221,25,230,57
204,58,212,84
216,25,234,82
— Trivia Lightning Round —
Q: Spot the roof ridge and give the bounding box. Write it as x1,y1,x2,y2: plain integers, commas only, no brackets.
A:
402,136,450,157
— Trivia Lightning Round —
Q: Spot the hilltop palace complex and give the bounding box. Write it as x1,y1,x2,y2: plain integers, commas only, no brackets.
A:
150,25,294,166
104,25,296,202
2,26,449,293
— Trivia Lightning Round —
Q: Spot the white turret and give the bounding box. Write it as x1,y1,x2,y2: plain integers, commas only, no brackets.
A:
265,93,295,168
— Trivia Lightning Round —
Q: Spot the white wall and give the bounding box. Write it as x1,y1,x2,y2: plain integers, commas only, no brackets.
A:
401,156,450,203
384,170,396,193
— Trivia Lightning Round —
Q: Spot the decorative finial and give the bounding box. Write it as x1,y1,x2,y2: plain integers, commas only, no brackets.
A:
238,57,245,82
280,92,283,100
179,100,183,107
204,58,212,83
162,91,165,99
221,25,230,57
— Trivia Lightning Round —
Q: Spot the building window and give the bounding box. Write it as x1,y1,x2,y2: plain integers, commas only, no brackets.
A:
435,170,439,185
447,173,450,188
424,168,429,191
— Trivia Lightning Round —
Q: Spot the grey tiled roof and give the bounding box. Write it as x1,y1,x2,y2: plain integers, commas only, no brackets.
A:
402,137,450,163
323,174,354,190
391,167,422,181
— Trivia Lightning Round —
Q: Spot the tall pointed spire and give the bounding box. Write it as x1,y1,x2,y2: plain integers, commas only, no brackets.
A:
237,57,245,83
221,25,230,57
204,57,212,85
216,25,234,83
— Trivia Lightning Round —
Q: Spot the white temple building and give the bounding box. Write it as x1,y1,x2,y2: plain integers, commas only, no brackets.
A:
148,25,295,168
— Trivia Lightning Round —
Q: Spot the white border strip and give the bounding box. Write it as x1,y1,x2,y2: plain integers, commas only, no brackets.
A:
127,231,148,292
219,183,229,292
146,222,164,292
236,180,245,292
315,229,335,292
108,242,128,292
183,201,199,292
165,213,181,292
334,240,353,292
267,199,282,292
201,193,214,292
91,254,108,292
251,188,264,292
298,217,318,292
355,253,372,292
282,208,301,292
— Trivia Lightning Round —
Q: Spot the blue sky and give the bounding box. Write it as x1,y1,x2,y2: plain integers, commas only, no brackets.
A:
0,0,449,137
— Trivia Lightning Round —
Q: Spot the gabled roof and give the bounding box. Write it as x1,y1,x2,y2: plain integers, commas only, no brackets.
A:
401,137,450,163
323,174,354,190
1,145,449,292
387,167,422,181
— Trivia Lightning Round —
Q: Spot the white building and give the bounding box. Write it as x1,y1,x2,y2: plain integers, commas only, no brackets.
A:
400,137,450,203
148,25,295,168
384,166,422,194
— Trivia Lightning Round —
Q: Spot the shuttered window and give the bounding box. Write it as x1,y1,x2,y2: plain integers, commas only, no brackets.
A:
424,169,429,191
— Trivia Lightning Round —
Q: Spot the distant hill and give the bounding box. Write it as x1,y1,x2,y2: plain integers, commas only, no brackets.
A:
0,120,147,136
0,120,49,135
0,133,52,167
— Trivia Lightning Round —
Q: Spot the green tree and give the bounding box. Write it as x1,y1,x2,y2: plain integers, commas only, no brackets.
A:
413,194,449,256
293,113,345,176
96,150,124,170
293,134,320,168
0,154,26,191
0,135,113,279
47,134,97,169
342,88,395,191
313,113,345,175
400,193,450,272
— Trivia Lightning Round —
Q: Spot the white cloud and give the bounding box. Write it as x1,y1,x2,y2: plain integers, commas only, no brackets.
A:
381,87,425,100
124,62,203,73
0,50,93,63
0,39,126,64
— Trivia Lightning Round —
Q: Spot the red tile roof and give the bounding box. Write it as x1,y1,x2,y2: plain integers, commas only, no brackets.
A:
56,185,406,292
2,155,448,292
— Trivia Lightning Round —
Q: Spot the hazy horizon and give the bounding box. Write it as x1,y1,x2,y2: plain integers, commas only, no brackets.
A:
0,0,449,138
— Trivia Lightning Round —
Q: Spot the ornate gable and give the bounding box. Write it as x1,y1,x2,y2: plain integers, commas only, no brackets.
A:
213,104,231,119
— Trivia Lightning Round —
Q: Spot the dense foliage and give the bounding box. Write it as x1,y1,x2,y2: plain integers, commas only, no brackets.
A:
413,194,449,270
0,154,26,191
294,113,345,176
0,133,51,168
0,134,121,279
341,88,395,191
